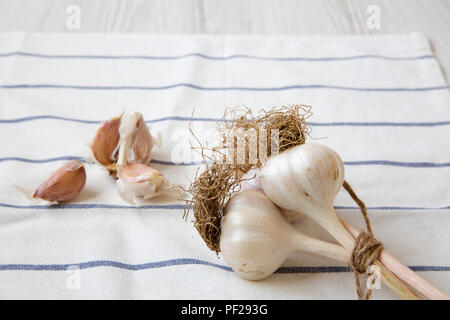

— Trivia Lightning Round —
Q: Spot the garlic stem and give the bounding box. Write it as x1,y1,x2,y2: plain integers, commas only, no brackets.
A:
372,260,421,300
307,208,421,300
341,219,449,300
290,231,350,264
318,207,356,251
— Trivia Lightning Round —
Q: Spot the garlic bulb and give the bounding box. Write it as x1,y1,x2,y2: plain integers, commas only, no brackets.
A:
33,160,86,203
260,143,355,249
116,163,171,204
220,190,349,281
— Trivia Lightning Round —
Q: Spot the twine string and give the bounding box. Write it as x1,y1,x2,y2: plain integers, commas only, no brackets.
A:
343,180,384,300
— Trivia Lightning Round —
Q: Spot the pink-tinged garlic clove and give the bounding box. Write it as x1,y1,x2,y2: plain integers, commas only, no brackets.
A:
90,115,121,169
33,160,86,203
116,163,167,204
119,163,164,188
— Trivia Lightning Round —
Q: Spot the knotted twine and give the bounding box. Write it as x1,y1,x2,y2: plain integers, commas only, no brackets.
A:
343,181,384,300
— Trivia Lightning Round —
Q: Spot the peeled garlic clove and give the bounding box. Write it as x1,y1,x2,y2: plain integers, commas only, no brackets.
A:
116,163,167,204
33,160,86,203
116,111,153,167
90,115,121,168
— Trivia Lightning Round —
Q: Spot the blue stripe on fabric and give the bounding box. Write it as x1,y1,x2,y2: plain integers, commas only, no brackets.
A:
334,205,450,210
1,156,449,168
0,83,448,92
150,159,205,166
0,115,102,124
309,121,450,127
0,258,232,272
344,160,450,168
1,115,450,127
0,156,86,163
0,258,448,273
0,156,204,166
0,202,448,211
0,51,435,62
0,202,186,210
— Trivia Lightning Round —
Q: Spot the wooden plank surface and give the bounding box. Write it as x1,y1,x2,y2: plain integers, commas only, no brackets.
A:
0,0,449,81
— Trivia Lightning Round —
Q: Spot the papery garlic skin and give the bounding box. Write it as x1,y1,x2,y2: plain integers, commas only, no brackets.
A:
239,169,264,193
132,114,153,163
33,160,86,203
220,191,294,280
260,143,354,249
116,163,168,204
116,111,153,167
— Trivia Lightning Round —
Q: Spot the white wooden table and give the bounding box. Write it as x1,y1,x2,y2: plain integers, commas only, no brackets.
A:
0,0,449,82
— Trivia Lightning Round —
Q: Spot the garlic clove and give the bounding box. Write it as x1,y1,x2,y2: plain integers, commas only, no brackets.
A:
91,111,154,178
90,115,121,169
33,160,86,203
116,163,168,204
119,163,164,186
116,111,153,167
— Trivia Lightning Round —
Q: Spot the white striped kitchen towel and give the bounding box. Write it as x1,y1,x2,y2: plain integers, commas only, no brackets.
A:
0,32,448,299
